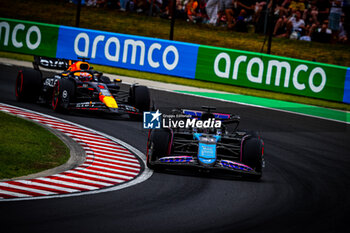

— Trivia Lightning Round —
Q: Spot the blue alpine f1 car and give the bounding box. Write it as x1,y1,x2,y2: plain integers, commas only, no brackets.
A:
146,107,265,180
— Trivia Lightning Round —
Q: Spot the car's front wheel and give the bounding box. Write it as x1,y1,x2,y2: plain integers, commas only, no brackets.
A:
52,79,75,113
147,129,171,170
242,134,264,180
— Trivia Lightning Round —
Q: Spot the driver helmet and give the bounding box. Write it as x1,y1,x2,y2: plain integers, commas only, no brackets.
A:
67,61,92,81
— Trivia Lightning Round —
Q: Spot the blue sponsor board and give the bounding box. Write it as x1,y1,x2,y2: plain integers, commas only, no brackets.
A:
343,68,350,104
56,26,198,79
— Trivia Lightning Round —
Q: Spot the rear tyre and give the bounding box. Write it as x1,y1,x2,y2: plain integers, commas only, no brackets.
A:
15,69,42,102
147,129,171,170
242,136,264,180
52,79,75,113
100,76,111,84
129,85,151,120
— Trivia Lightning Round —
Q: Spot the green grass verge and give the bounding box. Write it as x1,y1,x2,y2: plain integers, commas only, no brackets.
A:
1,51,349,111
0,111,69,179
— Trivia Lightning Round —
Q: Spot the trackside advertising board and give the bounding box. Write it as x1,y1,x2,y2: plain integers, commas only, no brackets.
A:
0,18,58,57
195,45,348,103
0,17,349,103
56,26,198,79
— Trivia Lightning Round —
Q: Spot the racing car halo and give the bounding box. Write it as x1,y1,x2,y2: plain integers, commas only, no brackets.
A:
146,107,265,180
15,56,151,119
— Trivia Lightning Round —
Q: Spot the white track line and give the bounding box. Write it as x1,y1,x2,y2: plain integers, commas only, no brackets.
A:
86,157,140,167
14,180,80,193
50,175,113,187
74,167,134,180
0,183,58,195
0,190,31,198
78,164,139,176
35,178,98,190
87,161,140,172
64,170,124,183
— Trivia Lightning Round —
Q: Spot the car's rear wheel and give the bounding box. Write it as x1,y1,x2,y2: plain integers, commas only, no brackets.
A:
52,79,75,113
242,134,264,180
100,76,111,84
15,69,42,102
147,129,171,170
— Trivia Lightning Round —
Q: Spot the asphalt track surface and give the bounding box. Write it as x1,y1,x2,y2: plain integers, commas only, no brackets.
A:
0,64,349,233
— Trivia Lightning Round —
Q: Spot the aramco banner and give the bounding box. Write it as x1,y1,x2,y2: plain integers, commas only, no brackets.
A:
56,26,198,79
195,46,349,103
0,17,349,103
0,18,58,57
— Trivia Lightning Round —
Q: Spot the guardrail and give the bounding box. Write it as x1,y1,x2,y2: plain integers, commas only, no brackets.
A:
1,17,349,104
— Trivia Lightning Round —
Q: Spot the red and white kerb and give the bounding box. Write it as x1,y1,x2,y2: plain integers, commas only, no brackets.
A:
0,103,142,200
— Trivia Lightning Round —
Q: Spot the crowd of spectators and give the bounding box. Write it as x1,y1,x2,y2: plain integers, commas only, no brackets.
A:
272,0,348,43
78,0,349,44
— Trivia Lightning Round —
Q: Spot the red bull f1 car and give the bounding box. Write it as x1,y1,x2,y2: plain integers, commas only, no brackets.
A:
15,56,151,119
146,107,265,180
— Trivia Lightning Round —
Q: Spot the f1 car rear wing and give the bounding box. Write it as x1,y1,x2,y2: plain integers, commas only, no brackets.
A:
33,56,74,71
182,108,240,131
183,109,230,119
182,108,240,122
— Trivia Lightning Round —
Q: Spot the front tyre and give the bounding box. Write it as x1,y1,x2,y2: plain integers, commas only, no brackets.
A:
242,136,264,180
147,129,171,170
52,79,75,113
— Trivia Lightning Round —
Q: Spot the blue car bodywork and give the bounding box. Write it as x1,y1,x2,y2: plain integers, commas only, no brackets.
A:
146,108,264,179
